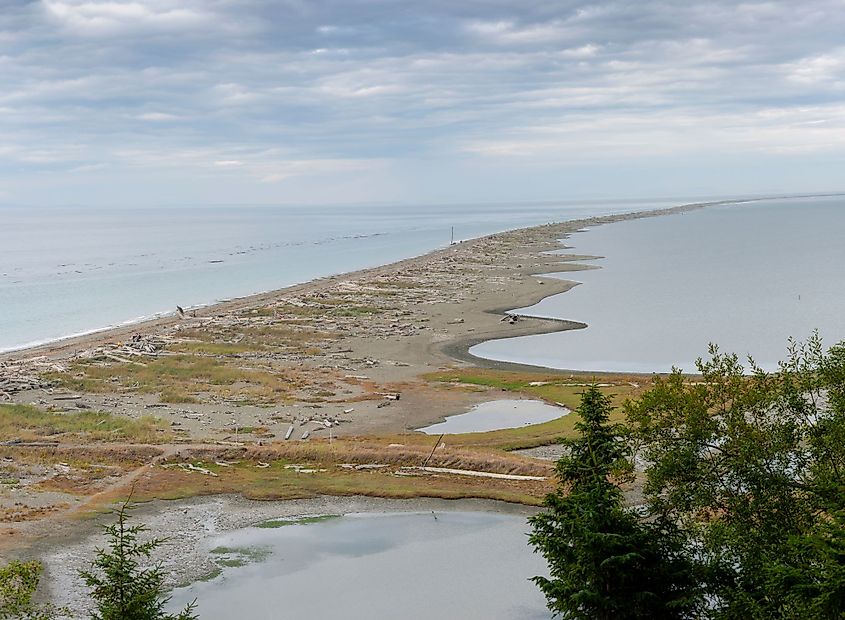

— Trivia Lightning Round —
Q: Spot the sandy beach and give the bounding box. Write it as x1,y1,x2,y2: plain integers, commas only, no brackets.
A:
0,196,804,612
1,200,727,440
0,198,784,593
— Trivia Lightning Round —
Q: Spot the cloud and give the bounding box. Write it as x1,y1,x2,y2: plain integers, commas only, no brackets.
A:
2,0,845,205
137,111,178,121
41,0,214,35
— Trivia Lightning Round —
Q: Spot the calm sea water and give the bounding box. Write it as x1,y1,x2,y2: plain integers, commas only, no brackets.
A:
0,200,666,352
471,196,845,373
168,511,550,620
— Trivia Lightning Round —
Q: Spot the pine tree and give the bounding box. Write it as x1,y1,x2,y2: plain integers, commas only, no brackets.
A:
529,386,700,619
80,500,197,620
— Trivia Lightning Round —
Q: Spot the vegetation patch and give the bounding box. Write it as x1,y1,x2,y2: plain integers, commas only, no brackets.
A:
47,355,301,406
424,368,646,410
256,514,340,528
0,403,171,443
209,545,272,568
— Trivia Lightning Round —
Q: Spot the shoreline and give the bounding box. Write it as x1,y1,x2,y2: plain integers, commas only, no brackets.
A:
5,192,834,368
33,494,538,615
4,192,840,610
3,197,724,366
1,195,822,445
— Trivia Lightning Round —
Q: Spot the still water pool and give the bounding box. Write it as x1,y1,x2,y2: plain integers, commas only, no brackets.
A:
418,400,568,434
169,511,551,620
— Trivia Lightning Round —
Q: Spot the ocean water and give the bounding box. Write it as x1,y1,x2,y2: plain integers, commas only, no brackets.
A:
168,511,550,620
0,200,667,353
471,196,845,373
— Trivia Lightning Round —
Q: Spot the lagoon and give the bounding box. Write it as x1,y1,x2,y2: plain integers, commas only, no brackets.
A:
168,511,551,620
471,196,845,373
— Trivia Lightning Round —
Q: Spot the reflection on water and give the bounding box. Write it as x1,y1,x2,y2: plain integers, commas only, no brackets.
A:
169,511,551,620
418,400,568,434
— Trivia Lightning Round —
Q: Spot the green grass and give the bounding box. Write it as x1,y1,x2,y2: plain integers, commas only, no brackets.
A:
47,355,300,405
425,368,644,410
256,514,340,528
209,545,272,568
0,403,171,443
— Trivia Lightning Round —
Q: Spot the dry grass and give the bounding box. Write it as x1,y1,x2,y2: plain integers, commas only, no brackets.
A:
0,404,172,443
182,438,552,478
133,446,551,506
47,355,301,406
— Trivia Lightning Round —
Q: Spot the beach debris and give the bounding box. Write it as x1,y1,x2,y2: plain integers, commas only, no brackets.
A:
404,466,547,481
103,352,147,367
284,464,326,474
255,462,270,469
339,463,389,471
285,425,294,440
179,462,218,477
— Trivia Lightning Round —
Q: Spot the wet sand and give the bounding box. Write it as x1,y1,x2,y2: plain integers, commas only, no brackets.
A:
2,200,733,443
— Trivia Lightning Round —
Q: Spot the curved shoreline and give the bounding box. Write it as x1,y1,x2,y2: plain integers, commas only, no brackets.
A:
33,494,539,614
2,194,809,366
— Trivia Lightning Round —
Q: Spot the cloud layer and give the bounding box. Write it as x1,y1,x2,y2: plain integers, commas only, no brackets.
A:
1,0,844,205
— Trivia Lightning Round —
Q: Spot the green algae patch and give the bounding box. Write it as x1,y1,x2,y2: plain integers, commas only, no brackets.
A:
256,514,340,528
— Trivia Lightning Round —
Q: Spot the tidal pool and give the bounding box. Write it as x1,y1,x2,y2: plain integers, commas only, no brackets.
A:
169,511,551,620
418,399,569,434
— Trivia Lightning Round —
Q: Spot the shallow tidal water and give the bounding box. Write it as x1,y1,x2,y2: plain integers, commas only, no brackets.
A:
471,196,845,373
0,200,661,352
168,511,551,620
418,399,568,434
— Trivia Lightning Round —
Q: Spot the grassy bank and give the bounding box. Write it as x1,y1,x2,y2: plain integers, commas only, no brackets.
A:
0,404,172,443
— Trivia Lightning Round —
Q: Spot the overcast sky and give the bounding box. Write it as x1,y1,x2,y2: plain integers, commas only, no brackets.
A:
1,0,844,207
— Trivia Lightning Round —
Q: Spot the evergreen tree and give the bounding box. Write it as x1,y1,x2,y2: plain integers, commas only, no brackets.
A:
80,500,197,620
627,335,845,618
530,386,701,619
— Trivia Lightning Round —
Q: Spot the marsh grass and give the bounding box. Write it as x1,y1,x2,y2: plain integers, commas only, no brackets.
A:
424,368,645,410
0,403,171,443
47,355,300,405
135,455,550,506
256,514,340,528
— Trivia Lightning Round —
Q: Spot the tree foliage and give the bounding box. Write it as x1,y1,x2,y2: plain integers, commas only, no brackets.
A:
80,500,197,620
530,386,701,619
0,560,61,620
627,334,845,618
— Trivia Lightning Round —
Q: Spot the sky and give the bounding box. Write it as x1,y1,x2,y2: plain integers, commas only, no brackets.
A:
1,0,844,207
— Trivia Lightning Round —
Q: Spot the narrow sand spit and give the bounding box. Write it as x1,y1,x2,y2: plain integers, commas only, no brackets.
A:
1,200,736,443
0,197,791,612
